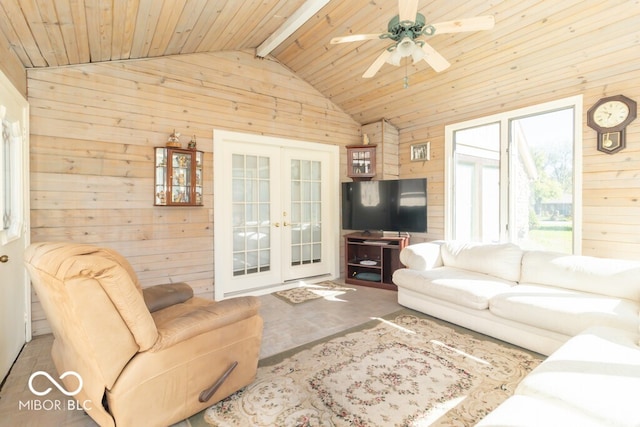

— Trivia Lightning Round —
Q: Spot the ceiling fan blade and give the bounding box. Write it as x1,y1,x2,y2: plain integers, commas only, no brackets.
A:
363,49,392,78
398,0,419,22
432,15,495,34
330,33,383,44
418,41,450,72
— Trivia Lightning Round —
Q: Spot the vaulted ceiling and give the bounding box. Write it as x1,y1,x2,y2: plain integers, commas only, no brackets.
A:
1,0,636,131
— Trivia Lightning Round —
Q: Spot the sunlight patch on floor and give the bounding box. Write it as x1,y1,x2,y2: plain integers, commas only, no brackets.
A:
410,395,467,426
295,280,355,302
369,317,417,335
430,339,491,365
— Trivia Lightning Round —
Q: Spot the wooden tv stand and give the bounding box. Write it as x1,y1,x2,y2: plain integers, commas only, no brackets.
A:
344,232,410,290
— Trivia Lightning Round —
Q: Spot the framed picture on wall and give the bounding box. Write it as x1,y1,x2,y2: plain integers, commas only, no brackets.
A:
410,142,431,161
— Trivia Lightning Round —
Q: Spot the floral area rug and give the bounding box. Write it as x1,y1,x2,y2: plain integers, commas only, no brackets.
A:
274,281,356,305
188,310,542,427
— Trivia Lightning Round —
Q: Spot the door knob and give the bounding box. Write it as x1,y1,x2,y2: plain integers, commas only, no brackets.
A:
0,255,8,263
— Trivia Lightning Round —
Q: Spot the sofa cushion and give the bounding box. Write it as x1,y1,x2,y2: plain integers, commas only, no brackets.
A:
521,250,640,302
399,241,444,270
490,284,640,336
392,266,515,310
514,326,640,427
441,241,523,282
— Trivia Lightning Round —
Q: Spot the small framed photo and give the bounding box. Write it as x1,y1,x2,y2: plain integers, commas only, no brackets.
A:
410,142,431,161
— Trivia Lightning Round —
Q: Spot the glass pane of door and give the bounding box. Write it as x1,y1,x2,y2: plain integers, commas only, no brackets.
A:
1,116,23,243
2,121,11,231
232,154,271,276
510,108,574,253
289,159,322,266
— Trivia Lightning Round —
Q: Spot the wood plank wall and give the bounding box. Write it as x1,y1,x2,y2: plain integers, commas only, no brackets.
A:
27,50,361,335
0,31,27,97
362,119,399,180
398,43,640,260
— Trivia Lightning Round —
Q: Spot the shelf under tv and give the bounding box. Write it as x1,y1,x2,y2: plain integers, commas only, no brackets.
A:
344,232,410,290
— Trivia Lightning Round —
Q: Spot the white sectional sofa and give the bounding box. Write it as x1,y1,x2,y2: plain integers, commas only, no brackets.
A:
392,240,640,426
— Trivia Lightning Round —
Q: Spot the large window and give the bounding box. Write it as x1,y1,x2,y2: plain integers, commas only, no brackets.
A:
445,96,582,253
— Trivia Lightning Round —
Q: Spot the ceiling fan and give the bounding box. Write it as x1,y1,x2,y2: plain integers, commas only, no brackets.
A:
330,0,495,78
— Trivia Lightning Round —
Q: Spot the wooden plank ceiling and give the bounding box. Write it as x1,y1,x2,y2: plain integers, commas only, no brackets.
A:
1,0,635,131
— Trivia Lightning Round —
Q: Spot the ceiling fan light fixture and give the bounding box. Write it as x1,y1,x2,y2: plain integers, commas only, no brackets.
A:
387,36,419,66
411,42,425,63
334,4,494,78
386,47,402,66
396,36,416,57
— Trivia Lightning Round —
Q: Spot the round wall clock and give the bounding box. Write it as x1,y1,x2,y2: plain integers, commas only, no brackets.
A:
587,95,637,154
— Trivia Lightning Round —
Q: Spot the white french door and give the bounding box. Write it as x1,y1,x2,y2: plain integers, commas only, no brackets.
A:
282,148,332,281
214,130,339,299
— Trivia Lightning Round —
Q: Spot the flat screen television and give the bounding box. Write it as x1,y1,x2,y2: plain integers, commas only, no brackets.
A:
341,178,427,233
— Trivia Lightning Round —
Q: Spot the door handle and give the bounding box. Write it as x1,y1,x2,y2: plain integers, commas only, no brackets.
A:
273,222,280,227
0,255,8,263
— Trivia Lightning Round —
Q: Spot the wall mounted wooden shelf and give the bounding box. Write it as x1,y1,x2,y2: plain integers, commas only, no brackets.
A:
346,144,376,181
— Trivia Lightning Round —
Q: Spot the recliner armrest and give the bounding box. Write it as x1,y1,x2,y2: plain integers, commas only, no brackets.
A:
143,282,194,312
149,296,261,351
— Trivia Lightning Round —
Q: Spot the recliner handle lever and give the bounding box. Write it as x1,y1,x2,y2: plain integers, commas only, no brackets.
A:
198,361,239,403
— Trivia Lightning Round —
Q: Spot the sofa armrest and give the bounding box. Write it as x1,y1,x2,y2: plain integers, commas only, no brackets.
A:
143,283,194,313
399,241,444,270
150,296,261,351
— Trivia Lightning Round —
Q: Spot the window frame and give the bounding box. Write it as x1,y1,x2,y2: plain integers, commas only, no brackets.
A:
444,95,583,253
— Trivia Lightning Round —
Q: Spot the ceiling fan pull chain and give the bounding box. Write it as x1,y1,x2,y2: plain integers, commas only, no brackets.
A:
404,61,409,89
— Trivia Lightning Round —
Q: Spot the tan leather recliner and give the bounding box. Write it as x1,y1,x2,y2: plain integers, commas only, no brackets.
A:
24,242,263,427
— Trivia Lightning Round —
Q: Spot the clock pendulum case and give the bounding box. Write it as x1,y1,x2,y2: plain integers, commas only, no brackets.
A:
587,94,637,154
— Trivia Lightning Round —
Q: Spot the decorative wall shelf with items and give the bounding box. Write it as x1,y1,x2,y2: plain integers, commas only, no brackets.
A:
155,134,203,206
346,144,376,181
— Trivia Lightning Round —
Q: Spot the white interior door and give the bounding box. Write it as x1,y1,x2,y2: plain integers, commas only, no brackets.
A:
0,70,29,381
224,141,283,293
214,130,339,299
282,149,333,282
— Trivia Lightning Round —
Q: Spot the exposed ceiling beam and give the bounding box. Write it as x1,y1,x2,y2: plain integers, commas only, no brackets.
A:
256,0,330,58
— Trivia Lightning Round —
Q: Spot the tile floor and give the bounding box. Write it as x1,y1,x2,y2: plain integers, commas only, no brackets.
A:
0,283,401,427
